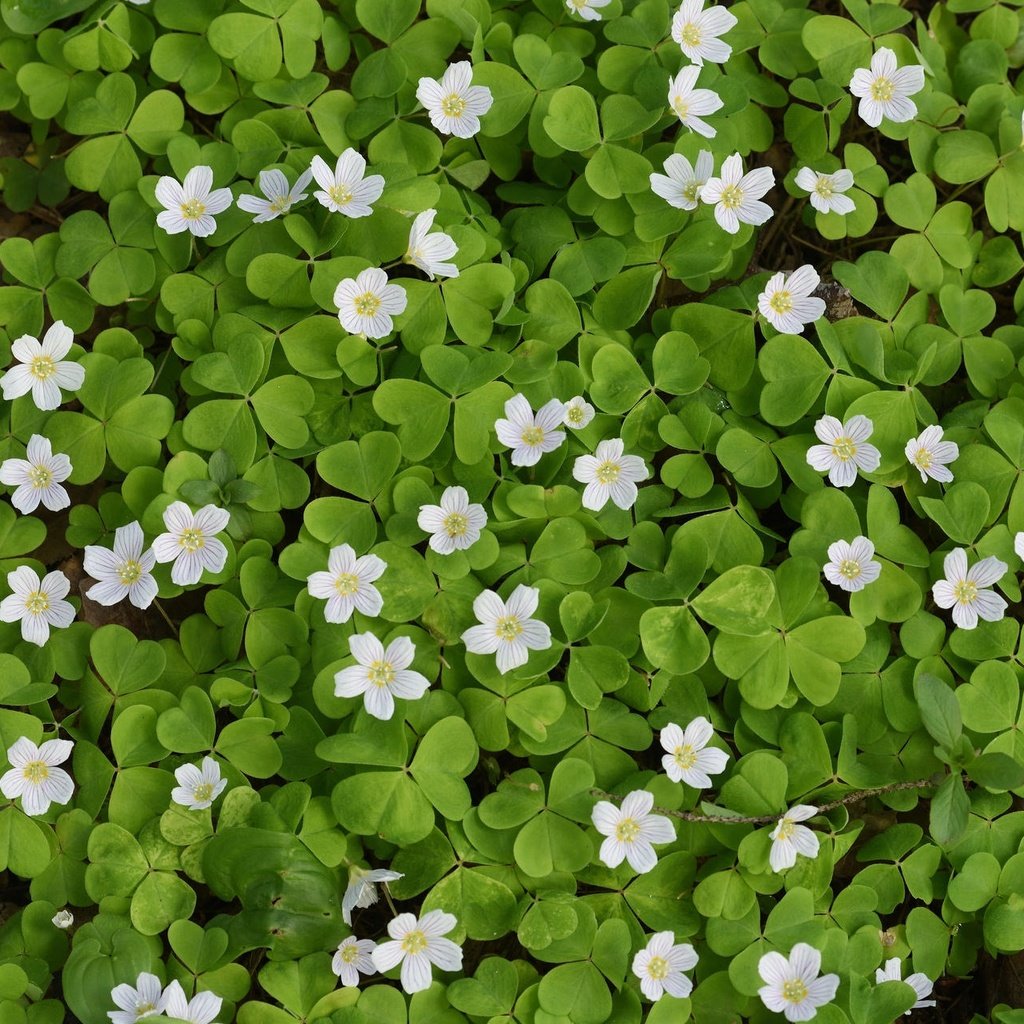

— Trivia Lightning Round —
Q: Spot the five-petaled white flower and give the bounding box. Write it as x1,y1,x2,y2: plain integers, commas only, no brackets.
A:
849,47,925,128
650,150,714,211
769,805,820,872
171,756,227,811
155,166,232,238
161,980,221,1024
667,66,723,139
417,486,487,554
592,790,675,874
632,931,699,1001
405,209,459,279
52,909,74,929
701,152,775,234
333,937,378,988
311,150,384,218
758,265,826,335
83,521,158,610
462,585,552,674
823,537,881,593
0,321,84,410
0,736,74,817
563,396,596,429
237,167,313,223
932,549,1007,631
794,167,856,216
573,439,648,511
308,544,386,623
334,633,431,720
0,567,75,646
152,502,230,587
906,425,958,484
566,0,611,19
107,972,167,1024
659,718,729,788
0,434,72,515
334,268,408,340
758,943,840,1022
494,394,566,466
417,61,493,139
806,415,881,488
671,0,737,65
372,911,463,994
875,958,936,1014
342,866,404,925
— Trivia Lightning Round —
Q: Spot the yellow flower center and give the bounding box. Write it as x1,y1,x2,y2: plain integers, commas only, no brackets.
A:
328,184,353,206
870,77,894,102
269,196,290,213
193,782,214,803
136,1002,155,1015
117,560,143,585
180,198,206,220
830,437,856,461
769,290,794,314
25,590,49,615
335,572,360,596
353,291,381,317
952,580,978,606
776,818,795,840
595,460,621,484
672,97,690,120
340,943,360,963
401,930,428,954
23,760,49,784
179,527,205,552
28,465,53,489
683,181,703,202
782,979,808,1004
367,659,395,688
495,615,522,641
521,425,545,446
913,446,932,468
838,559,861,580
680,23,702,47
615,817,641,842
443,511,468,538
566,406,585,426
441,93,466,118
647,955,669,980
30,355,56,380
719,183,744,209
674,744,697,770
814,178,834,199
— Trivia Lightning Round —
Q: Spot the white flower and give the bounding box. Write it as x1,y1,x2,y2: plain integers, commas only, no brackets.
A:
592,790,676,874
155,166,232,238
823,537,881,593
566,0,611,19
310,150,384,218
758,943,840,1022
152,502,230,587
0,434,72,515
307,544,386,624
632,931,699,1001
671,0,737,65
405,209,459,279
372,911,463,995
161,980,221,1024
849,47,925,128
906,425,958,484
650,151,714,211
342,866,404,925
573,439,648,511
0,567,75,646
758,265,826,335
494,394,566,466
107,972,167,1024
932,549,1007,631
52,909,74,929
83,521,158,610
805,415,882,488
417,486,487,554
333,936,377,987
237,167,313,223
461,585,552,674
769,805,820,872
0,321,85,410
1016,532,1024,565
563,396,596,429
875,958,936,1013
0,736,74,817
659,718,729,788
701,152,775,234
334,633,431,720
417,61,493,139
667,66,723,139
334,268,407,339
171,756,227,811
794,167,856,215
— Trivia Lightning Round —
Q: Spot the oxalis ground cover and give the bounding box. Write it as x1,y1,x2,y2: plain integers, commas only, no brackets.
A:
0,0,1023,1022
